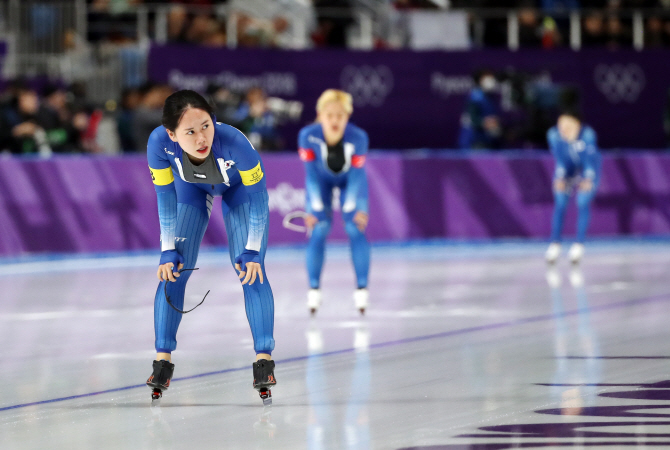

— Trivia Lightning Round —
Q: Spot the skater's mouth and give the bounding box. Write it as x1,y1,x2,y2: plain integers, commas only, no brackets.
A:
196,146,208,155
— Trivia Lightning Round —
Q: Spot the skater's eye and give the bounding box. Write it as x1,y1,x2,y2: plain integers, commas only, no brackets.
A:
202,124,209,130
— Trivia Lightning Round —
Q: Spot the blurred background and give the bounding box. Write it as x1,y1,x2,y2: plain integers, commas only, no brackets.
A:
2,0,670,256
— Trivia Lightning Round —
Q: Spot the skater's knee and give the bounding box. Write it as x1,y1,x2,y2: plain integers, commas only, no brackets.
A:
311,219,331,240
344,220,364,239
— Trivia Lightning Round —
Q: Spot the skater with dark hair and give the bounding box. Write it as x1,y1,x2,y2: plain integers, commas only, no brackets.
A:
545,111,601,265
145,89,276,404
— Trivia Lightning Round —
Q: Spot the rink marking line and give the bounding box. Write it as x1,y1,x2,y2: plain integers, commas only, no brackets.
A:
0,292,667,413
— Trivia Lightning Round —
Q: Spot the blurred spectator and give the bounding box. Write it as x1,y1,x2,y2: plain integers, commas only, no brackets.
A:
117,88,142,152
132,84,173,152
313,0,354,47
0,87,55,155
518,8,542,47
645,16,667,48
605,15,631,48
458,70,502,150
207,84,242,125
167,5,189,43
582,12,607,46
232,87,282,151
541,16,562,48
87,0,142,43
541,0,580,10
230,0,313,49
166,4,226,46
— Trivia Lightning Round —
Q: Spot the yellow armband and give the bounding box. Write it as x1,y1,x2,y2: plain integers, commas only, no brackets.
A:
239,162,264,186
149,166,174,186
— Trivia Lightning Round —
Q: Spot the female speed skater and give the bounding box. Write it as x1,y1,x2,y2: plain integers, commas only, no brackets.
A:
297,89,371,315
145,90,276,405
545,111,601,265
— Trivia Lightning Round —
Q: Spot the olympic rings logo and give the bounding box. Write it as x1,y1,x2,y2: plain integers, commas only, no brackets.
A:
593,63,645,104
340,65,394,107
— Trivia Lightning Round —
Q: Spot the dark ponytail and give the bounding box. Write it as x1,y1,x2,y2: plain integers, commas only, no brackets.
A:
162,89,214,131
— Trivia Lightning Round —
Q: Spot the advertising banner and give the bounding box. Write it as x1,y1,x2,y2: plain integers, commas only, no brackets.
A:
148,46,670,150
2,152,670,256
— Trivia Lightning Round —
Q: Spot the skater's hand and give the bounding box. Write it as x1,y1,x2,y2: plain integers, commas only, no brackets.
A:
579,178,593,192
353,211,369,232
158,250,184,282
235,250,264,286
304,214,318,231
554,178,567,192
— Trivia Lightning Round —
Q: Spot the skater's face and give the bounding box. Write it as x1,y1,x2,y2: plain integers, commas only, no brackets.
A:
557,115,581,142
167,107,214,162
318,101,350,140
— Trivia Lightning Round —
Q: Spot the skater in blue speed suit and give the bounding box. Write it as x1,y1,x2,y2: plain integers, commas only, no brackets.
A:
145,90,276,402
298,89,370,315
545,111,601,265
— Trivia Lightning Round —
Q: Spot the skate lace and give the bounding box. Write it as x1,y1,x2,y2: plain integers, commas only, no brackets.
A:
164,268,210,314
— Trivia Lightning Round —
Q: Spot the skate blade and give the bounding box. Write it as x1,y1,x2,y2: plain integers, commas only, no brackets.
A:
151,397,161,407
259,388,272,406
151,388,163,404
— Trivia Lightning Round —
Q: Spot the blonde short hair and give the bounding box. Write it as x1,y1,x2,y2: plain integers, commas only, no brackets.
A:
316,89,353,115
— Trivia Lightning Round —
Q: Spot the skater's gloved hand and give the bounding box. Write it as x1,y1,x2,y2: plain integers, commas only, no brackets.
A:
158,250,184,282
579,178,593,192
235,249,263,286
554,178,567,192
343,210,368,232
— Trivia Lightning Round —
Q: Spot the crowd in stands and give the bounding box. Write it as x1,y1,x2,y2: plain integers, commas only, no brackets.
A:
0,80,103,155
81,0,670,49
86,0,354,49
0,79,291,155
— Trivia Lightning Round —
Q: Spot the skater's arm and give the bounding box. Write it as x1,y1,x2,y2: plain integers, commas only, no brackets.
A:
581,127,598,181
343,130,369,231
547,127,567,192
231,129,268,285
148,129,181,282
298,130,325,222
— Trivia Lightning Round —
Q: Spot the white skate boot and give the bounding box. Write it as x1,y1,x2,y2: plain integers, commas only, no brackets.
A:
568,243,584,265
545,243,561,264
353,288,369,315
307,289,322,315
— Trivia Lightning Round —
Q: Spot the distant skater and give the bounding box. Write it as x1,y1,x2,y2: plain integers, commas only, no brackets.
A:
297,89,371,315
545,111,601,264
145,90,276,405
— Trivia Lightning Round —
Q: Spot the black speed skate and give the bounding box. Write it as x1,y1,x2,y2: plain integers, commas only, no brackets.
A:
146,360,174,403
253,359,276,406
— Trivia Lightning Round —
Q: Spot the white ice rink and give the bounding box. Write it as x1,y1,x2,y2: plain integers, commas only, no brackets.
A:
2,240,670,449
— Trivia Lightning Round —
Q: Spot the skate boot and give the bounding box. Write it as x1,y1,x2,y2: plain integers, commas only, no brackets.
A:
146,360,174,403
545,243,561,264
307,289,322,316
253,359,277,406
568,243,584,265
354,288,369,315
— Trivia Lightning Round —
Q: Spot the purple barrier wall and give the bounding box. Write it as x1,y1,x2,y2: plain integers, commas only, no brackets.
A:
1,152,670,257
148,46,670,150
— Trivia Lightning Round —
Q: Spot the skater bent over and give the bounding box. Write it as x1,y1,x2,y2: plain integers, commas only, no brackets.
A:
297,89,371,315
146,90,276,404
545,111,601,265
